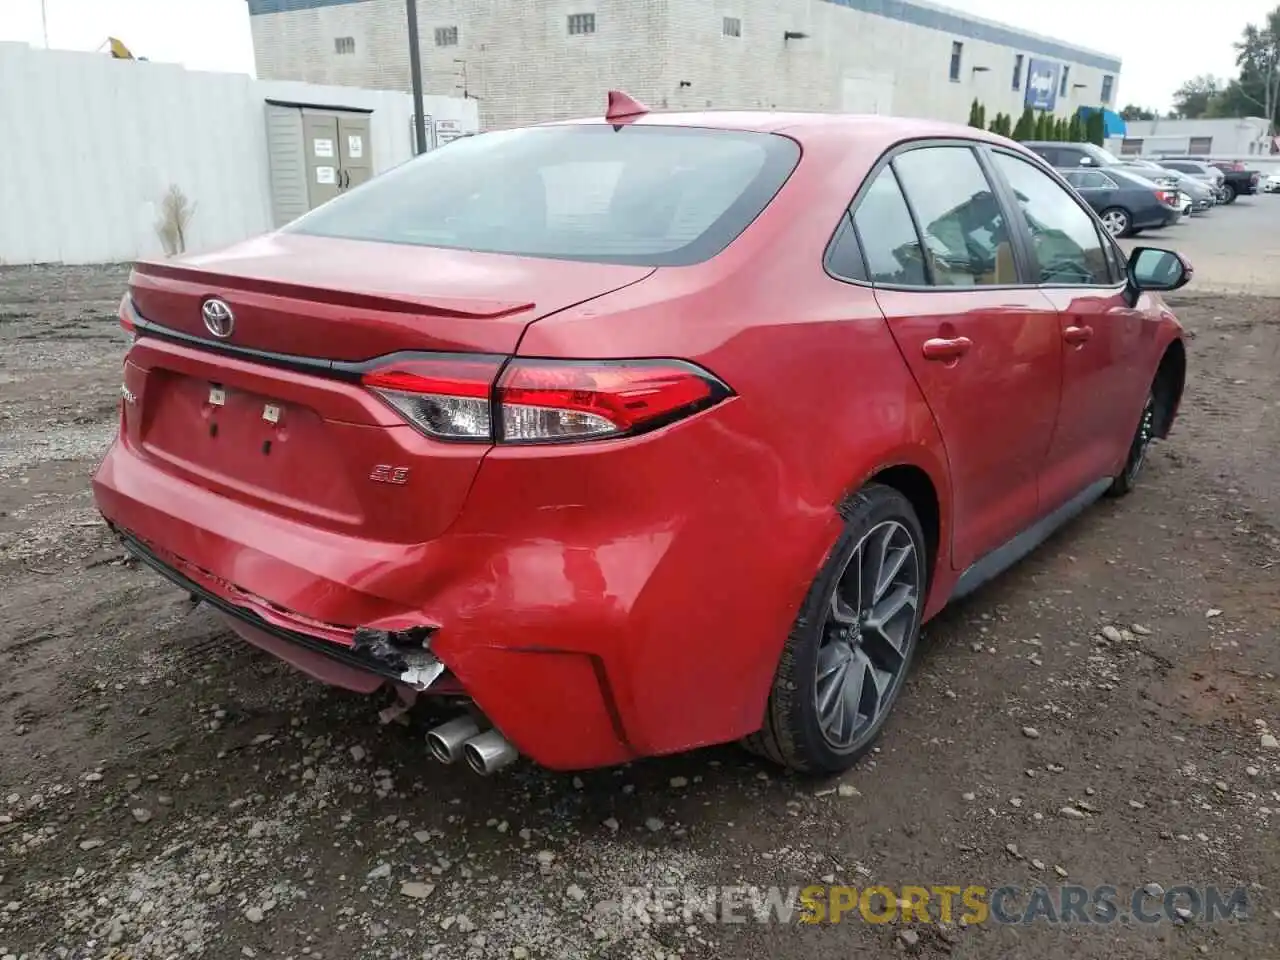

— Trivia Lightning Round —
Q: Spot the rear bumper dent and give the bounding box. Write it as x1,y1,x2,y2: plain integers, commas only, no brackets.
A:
115,527,448,693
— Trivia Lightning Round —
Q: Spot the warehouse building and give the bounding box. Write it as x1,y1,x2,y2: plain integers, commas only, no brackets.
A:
249,0,1122,131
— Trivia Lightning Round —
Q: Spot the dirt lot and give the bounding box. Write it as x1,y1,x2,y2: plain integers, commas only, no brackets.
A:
3,238,1280,959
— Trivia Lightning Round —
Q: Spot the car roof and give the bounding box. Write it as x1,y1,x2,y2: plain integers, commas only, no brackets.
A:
547,110,1025,151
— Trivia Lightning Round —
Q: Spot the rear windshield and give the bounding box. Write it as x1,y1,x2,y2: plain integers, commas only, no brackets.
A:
286,125,800,266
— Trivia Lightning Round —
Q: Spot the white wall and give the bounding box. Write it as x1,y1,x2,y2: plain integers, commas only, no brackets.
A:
0,42,478,265
1107,117,1274,158
249,0,1121,131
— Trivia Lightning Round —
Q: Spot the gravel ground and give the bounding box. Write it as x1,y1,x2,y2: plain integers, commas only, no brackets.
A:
1,262,1279,960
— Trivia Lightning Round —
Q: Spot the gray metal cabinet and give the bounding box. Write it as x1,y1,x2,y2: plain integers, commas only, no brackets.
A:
264,101,374,227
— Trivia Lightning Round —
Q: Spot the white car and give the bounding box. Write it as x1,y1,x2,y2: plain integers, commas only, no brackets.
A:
1263,172,1280,194
1178,193,1193,216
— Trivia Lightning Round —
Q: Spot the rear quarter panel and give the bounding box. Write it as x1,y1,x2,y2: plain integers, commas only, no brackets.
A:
511,130,955,750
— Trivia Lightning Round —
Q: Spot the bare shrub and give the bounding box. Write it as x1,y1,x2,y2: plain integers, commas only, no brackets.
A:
154,185,196,256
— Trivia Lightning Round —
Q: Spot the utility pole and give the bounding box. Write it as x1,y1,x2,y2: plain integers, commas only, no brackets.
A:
406,0,428,155
41,0,50,47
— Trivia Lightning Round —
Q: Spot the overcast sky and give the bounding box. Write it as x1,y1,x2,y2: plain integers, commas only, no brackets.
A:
1,0,1275,112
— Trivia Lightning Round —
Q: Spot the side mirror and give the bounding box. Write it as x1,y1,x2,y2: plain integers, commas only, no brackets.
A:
1079,157,1094,166
1127,247,1192,293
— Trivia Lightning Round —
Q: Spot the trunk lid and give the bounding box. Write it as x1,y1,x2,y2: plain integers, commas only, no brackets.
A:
129,232,653,360
122,234,653,542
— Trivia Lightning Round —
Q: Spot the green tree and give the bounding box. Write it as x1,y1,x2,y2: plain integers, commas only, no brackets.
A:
1170,75,1223,118
1012,106,1035,140
1085,110,1106,146
1067,113,1084,141
1034,112,1049,139
968,98,983,128
1120,104,1156,121
977,103,987,129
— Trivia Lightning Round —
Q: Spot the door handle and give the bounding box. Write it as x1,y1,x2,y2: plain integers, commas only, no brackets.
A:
921,336,973,362
1063,324,1094,346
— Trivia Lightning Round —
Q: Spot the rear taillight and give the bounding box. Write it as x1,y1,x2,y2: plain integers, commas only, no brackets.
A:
362,355,502,440
361,356,731,444
1156,190,1177,206
498,360,728,442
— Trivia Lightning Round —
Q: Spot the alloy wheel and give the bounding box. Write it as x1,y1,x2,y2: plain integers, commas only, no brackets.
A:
1101,210,1128,236
813,520,920,749
1125,395,1156,483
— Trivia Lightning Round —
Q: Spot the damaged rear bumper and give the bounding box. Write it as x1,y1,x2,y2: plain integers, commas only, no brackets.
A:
116,528,452,695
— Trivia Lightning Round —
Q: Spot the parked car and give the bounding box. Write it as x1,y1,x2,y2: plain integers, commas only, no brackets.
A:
1262,171,1280,194
94,102,1192,775
1020,140,1122,169
1118,159,1216,212
1157,158,1228,200
1060,166,1184,236
1184,157,1261,202
1020,142,1183,194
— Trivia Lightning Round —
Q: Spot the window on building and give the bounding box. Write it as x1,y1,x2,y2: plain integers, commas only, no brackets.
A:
1060,65,1070,97
1120,138,1143,156
891,146,1013,286
568,13,596,35
990,152,1111,285
1012,54,1023,90
334,36,355,55
1189,136,1214,154
850,167,927,285
434,26,458,47
723,16,742,37
949,41,963,82
1100,74,1114,103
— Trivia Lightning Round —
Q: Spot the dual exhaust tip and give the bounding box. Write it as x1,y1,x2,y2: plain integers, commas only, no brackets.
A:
426,715,517,775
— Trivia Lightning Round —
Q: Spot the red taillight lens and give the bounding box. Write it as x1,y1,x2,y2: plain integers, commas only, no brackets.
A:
362,356,502,440
497,359,730,442
360,355,731,443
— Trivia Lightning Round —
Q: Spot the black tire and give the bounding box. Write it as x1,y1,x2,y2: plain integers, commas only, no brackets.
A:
1222,183,1237,204
1099,207,1132,238
1107,389,1156,498
743,483,927,774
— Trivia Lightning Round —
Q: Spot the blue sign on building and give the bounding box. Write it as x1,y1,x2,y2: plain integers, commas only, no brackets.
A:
1025,59,1060,111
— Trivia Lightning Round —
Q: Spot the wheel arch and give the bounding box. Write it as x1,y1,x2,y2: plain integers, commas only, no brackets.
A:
1152,337,1186,438
837,456,951,617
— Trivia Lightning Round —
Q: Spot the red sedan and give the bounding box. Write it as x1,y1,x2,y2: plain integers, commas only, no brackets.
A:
94,94,1190,775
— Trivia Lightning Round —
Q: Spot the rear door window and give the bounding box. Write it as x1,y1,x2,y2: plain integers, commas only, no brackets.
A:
287,125,800,267
849,166,928,285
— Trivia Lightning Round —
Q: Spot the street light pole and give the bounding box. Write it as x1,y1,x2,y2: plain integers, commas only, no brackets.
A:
406,0,428,155
41,0,50,47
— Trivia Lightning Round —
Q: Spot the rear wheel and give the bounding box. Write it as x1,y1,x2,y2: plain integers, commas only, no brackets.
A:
744,484,926,774
1222,183,1238,204
1100,207,1131,237
1107,390,1156,497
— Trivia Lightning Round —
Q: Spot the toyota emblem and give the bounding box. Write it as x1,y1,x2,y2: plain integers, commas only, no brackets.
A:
201,298,235,339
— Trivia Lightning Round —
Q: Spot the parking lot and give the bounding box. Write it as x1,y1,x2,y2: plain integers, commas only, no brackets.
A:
2,194,1279,960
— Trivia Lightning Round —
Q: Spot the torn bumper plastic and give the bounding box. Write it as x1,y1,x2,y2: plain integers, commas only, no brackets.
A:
116,528,449,694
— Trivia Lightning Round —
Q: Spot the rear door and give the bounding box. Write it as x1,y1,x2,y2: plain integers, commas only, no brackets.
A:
856,143,1062,572
985,148,1151,510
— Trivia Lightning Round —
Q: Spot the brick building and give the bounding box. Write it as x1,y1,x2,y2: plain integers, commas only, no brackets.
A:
248,0,1122,131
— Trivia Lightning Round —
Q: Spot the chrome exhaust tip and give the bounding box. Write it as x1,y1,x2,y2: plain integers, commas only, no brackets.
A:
463,729,518,776
426,716,481,764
